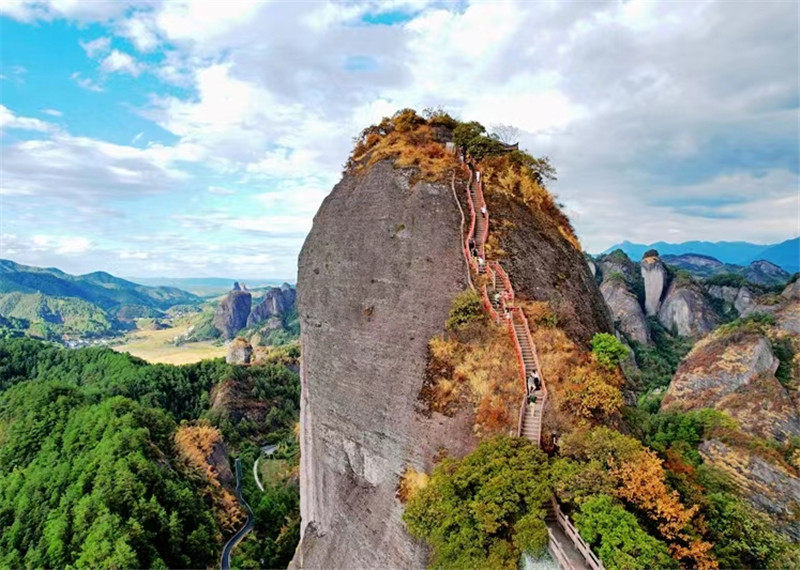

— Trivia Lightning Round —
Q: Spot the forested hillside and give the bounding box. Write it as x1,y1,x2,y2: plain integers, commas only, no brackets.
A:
0,338,300,568
0,260,202,341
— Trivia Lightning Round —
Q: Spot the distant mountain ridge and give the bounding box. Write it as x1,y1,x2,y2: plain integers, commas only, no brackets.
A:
660,254,790,286
0,259,200,310
130,276,293,296
601,237,799,272
0,259,202,339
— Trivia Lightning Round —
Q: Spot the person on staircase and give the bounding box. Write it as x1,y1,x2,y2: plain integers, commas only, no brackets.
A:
477,257,486,272
533,372,542,392
468,238,476,258
480,204,487,217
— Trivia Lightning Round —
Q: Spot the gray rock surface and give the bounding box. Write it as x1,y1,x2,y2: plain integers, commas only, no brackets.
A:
706,284,756,315
292,161,479,569
662,330,800,440
641,255,667,316
745,260,790,286
226,337,253,365
600,279,650,344
657,280,718,337
247,284,296,327
782,278,800,301
213,283,252,339
700,439,800,539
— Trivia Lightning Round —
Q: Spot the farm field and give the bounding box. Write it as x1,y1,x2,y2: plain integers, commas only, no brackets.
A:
113,324,226,364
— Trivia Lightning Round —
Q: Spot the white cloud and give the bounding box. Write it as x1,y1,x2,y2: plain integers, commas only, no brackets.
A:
80,36,110,57
2,0,798,277
41,108,63,117
0,105,55,132
100,49,144,76
1,125,189,200
208,186,236,195
32,235,92,254
70,71,104,92
116,13,160,52
120,250,149,259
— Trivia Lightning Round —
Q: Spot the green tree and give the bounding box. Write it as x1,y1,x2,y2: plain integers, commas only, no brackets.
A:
574,494,676,570
452,121,485,151
590,333,629,370
445,290,484,330
403,436,550,569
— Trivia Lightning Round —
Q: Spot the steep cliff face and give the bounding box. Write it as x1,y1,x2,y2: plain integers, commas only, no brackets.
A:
662,328,800,441
657,280,718,337
213,283,252,339
706,284,756,315
641,255,668,316
293,116,614,566
247,284,296,327
600,279,650,344
700,439,800,539
293,160,477,568
486,191,613,346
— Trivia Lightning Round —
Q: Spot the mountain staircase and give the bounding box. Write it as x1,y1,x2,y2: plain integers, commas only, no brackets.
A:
460,155,603,570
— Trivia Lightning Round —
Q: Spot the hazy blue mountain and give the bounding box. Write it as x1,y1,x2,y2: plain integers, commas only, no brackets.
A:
0,259,201,311
756,238,800,273
660,254,790,286
601,238,799,272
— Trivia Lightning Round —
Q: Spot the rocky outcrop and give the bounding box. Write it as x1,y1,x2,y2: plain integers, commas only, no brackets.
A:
706,284,756,315
700,439,800,539
657,280,718,337
661,253,723,274
745,260,791,286
293,151,612,567
247,283,296,327
641,253,667,316
597,250,639,285
487,196,612,346
600,279,650,345
226,337,252,365
293,160,479,569
213,282,252,339
662,329,800,441
782,278,800,301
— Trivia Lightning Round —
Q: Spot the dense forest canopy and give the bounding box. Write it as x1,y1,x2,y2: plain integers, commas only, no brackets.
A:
0,338,300,569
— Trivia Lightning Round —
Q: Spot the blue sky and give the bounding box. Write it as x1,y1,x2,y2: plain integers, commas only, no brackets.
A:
0,0,797,279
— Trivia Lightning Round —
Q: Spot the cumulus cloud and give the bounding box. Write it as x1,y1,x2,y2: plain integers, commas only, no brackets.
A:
1,0,797,276
70,71,103,92
100,49,144,76
1,108,187,200
0,104,54,132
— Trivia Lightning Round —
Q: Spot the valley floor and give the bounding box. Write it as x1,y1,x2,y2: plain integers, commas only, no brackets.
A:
113,325,226,364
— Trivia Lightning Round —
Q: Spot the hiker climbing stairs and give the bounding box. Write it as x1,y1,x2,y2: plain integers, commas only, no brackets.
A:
459,156,604,570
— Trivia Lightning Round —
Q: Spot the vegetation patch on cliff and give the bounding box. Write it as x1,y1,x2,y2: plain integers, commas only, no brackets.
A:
420,291,523,437
403,436,550,569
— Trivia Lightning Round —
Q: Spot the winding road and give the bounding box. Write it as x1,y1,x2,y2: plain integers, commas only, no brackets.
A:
220,458,254,570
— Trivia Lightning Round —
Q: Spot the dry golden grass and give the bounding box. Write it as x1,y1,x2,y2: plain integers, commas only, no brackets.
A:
396,467,430,503
174,422,244,532
349,111,459,183
480,155,581,251
422,317,524,437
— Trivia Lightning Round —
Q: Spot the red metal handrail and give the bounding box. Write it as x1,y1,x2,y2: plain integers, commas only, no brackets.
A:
487,261,514,302
463,160,602,570
474,179,490,248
